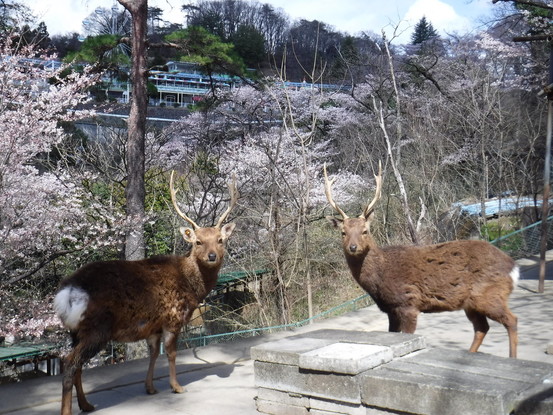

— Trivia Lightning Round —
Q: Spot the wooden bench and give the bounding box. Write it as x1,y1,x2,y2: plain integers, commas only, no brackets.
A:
217,269,270,290
0,343,59,376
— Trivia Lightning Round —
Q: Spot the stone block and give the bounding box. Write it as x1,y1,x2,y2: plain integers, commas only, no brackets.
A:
251,337,333,365
254,361,306,393
289,329,425,357
361,367,515,414
256,398,309,415
364,407,410,415
411,348,551,383
359,348,553,415
309,410,345,415
257,387,309,407
309,395,367,415
299,343,393,375
254,360,362,404
513,376,553,415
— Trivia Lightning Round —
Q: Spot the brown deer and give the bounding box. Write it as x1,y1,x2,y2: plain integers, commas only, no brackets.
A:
323,162,518,358
53,172,237,415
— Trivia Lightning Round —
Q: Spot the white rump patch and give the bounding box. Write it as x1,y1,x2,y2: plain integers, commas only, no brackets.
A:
510,266,520,287
53,286,89,330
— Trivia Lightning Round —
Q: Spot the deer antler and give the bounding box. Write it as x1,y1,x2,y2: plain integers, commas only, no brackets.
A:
216,173,238,228
323,163,349,219
361,160,383,219
170,171,200,230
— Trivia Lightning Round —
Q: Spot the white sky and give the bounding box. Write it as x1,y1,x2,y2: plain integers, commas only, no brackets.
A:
24,0,496,44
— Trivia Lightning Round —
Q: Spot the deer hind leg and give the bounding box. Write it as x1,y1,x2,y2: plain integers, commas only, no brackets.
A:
61,353,77,415
74,366,95,412
61,363,93,415
145,333,162,394
61,335,105,415
484,305,518,358
163,330,184,393
503,310,518,359
465,309,490,353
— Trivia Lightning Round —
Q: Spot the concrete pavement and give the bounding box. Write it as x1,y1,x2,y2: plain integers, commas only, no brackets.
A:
1,259,553,415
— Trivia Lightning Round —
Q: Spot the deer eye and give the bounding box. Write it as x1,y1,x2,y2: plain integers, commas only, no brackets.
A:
218,238,223,244
196,240,203,246
362,230,368,235
341,231,346,237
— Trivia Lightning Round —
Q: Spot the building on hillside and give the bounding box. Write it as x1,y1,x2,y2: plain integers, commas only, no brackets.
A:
104,61,351,107
14,56,351,107
100,61,242,107
147,61,240,107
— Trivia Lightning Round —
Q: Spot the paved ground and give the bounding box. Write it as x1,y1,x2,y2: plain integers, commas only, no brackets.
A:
1,256,552,415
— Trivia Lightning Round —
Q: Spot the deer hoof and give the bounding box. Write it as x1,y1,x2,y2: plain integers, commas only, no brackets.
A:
172,384,185,394
146,385,158,395
79,401,95,412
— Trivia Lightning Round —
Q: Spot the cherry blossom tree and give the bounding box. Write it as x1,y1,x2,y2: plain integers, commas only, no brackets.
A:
158,81,369,325
0,43,111,285
0,40,132,344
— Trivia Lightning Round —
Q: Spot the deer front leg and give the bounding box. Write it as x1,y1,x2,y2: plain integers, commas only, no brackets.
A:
163,330,184,393
465,309,490,353
145,333,162,394
387,312,401,332
388,307,418,333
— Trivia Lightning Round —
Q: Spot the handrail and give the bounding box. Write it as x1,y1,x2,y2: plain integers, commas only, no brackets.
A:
182,294,370,347
490,215,553,244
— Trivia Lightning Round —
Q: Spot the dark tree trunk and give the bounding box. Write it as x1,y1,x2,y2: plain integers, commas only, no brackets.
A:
119,0,148,261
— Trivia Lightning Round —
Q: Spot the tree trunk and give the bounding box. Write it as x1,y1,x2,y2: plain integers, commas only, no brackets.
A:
377,35,420,244
118,0,149,361
119,0,148,261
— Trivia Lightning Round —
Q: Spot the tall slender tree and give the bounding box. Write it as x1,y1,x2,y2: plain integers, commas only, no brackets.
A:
118,0,148,261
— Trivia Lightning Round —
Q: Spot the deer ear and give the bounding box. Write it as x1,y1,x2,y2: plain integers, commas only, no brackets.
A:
364,210,375,224
326,216,343,229
220,222,236,241
180,227,196,243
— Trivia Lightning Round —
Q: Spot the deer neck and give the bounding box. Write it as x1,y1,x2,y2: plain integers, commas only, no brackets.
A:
198,262,222,296
345,242,383,283
178,257,221,301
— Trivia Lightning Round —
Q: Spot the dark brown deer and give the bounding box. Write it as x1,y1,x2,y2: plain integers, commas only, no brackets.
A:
53,172,238,415
323,163,518,358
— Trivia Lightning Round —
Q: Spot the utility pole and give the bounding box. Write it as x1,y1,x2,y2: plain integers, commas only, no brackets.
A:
514,35,552,293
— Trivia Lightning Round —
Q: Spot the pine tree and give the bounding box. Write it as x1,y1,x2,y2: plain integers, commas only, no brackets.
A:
411,16,438,45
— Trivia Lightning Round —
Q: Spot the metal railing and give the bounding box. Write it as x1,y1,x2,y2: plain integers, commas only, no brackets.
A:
490,216,553,259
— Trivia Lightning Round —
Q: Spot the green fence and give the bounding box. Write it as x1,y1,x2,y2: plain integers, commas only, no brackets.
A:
178,294,372,349
490,216,553,259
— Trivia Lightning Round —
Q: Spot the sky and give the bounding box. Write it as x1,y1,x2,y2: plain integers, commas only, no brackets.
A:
24,0,497,44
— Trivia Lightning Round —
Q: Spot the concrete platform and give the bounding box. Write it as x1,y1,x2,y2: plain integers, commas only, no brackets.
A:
252,331,553,415
1,275,552,414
